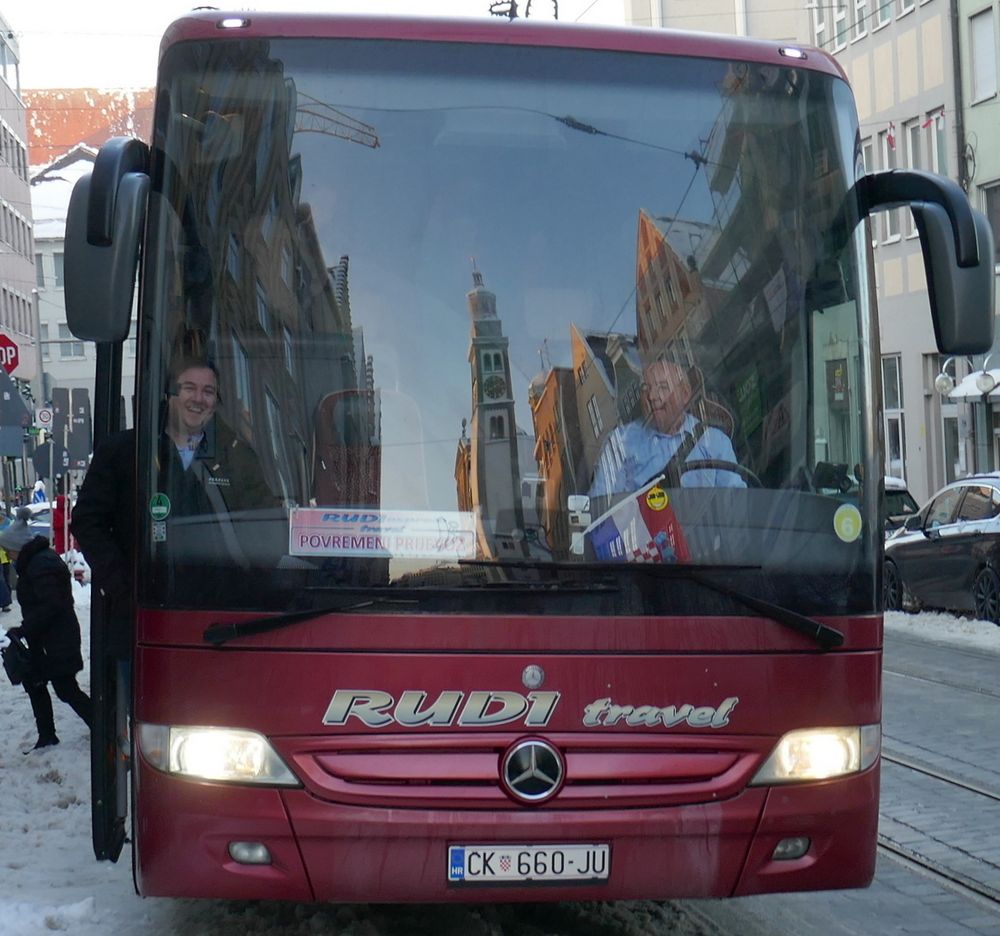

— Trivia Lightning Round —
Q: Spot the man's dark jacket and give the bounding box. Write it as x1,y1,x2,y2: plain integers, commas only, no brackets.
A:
15,535,84,680
72,423,275,646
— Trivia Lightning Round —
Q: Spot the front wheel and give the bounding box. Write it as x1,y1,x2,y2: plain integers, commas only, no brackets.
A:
884,560,904,611
972,567,1000,624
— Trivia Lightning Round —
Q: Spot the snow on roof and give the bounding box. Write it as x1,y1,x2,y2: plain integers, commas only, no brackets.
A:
29,145,98,238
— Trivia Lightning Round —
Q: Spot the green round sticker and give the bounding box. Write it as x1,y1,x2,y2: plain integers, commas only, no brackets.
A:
149,493,171,521
833,503,862,543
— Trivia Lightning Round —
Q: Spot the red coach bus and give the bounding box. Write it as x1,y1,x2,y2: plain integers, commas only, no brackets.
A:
64,12,993,902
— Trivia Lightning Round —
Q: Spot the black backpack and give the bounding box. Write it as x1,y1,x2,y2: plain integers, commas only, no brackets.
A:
2,633,34,686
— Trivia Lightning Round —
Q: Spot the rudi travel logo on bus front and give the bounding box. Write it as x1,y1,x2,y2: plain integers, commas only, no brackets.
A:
322,690,739,729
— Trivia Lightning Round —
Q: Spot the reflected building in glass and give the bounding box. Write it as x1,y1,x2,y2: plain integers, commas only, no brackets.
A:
155,42,380,513
455,270,547,560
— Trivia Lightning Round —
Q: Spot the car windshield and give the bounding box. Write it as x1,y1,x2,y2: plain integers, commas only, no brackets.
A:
137,37,877,616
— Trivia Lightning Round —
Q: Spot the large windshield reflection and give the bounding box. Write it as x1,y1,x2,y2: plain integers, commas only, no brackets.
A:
140,37,875,613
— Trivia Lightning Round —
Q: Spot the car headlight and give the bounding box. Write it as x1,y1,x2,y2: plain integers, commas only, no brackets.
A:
137,723,299,786
749,725,880,784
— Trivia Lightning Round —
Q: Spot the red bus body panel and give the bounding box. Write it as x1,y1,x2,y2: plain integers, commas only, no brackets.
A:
160,12,847,82
132,610,879,900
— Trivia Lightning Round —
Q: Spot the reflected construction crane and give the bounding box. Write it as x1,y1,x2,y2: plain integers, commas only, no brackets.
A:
295,92,380,148
489,0,558,19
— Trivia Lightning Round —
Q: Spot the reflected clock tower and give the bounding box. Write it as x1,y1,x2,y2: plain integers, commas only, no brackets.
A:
465,268,526,558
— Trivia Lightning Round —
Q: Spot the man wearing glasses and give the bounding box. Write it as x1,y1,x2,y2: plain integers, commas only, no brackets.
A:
588,358,745,500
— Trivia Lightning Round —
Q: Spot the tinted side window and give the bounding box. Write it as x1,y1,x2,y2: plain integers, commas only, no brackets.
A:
885,490,918,516
926,488,964,528
957,485,1000,522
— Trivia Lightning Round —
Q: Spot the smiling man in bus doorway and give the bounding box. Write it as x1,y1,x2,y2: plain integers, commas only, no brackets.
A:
72,352,277,658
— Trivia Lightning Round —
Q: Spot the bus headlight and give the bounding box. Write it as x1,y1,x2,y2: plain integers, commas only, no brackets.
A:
749,725,880,784
137,723,300,786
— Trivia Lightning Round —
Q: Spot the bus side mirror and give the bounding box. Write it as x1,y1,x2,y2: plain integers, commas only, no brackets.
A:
859,169,995,355
912,204,995,354
65,138,150,343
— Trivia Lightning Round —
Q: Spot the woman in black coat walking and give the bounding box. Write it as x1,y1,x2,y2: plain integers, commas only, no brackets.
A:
1,507,92,752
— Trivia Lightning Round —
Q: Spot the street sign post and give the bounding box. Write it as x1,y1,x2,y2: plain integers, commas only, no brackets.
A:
0,335,18,375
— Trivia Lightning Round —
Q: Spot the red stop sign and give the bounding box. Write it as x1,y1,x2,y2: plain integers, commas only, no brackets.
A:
0,334,18,375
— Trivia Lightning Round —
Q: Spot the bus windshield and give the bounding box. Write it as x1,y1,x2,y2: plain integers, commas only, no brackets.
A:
139,36,876,616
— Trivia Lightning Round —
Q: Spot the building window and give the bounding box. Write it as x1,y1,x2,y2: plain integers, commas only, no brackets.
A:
227,234,241,281
811,0,828,47
54,252,65,288
897,0,913,15
971,8,998,103
265,388,292,504
882,354,905,478
587,394,603,439
927,110,947,175
879,130,900,241
58,323,84,359
853,0,868,39
34,253,44,289
283,326,295,375
833,0,848,49
488,414,506,440
904,119,921,236
874,0,891,28
982,183,1000,268
861,137,874,173
256,280,270,332
281,245,293,288
40,322,50,362
232,332,252,420
262,192,280,244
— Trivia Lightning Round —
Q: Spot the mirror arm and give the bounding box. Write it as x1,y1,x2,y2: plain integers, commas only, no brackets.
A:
87,137,150,247
857,169,979,267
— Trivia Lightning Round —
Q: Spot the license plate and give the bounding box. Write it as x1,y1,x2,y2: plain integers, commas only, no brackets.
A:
447,844,610,884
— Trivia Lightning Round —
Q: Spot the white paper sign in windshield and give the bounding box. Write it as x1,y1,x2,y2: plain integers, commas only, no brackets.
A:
289,508,476,559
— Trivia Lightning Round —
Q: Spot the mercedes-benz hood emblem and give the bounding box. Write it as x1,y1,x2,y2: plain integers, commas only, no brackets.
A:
501,738,564,804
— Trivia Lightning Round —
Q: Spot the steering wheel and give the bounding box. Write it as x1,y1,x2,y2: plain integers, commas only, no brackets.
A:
664,458,762,488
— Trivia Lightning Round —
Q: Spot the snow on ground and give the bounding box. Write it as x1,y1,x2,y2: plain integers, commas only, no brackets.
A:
0,590,995,936
884,608,1000,652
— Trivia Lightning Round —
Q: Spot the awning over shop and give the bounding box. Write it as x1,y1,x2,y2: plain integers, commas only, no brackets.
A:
949,369,1000,400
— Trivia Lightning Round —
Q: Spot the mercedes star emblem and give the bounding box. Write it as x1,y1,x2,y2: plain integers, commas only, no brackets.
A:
501,738,564,804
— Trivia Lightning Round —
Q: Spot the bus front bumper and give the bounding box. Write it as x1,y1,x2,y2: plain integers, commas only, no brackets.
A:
133,760,878,901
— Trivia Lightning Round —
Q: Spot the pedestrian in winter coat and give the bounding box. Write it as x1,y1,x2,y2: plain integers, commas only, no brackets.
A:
1,507,92,752
0,544,12,611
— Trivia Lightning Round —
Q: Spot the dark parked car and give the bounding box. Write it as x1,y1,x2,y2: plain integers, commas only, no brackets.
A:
884,474,1000,624
883,476,919,534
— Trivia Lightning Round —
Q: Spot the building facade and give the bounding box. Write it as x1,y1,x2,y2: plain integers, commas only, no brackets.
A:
0,15,37,387
31,146,137,440
0,13,40,499
957,0,1000,478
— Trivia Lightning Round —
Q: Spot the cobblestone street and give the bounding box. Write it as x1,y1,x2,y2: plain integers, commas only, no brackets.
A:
687,624,1000,935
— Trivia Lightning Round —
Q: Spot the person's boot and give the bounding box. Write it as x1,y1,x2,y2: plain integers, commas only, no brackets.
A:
23,735,59,754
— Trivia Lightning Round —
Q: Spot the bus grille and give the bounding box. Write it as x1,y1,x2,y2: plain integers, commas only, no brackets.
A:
278,733,768,809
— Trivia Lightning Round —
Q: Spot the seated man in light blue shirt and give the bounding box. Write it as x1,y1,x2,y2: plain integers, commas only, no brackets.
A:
589,359,746,500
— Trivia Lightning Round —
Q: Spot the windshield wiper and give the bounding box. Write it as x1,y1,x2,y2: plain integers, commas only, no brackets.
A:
203,597,418,646
204,580,617,646
458,558,845,650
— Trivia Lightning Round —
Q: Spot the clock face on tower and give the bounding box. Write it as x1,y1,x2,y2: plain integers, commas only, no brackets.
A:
483,375,507,400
